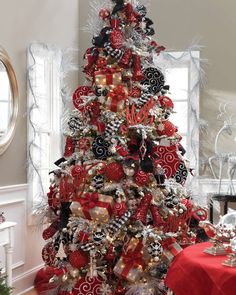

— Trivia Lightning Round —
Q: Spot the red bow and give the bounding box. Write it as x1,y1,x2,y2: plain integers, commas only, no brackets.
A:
80,192,99,211
109,85,126,112
122,250,146,269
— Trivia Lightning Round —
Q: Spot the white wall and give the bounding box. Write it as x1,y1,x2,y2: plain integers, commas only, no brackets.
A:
0,0,79,186
0,0,79,293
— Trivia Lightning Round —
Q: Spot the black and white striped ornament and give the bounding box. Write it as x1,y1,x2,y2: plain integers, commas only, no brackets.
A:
107,211,131,234
92,175,104,190
68,116,83,131
80,242,96,252
104,42,123,60
105,118,123,140
136,91,152,108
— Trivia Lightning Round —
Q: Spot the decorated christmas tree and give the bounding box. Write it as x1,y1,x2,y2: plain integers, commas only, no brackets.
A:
40,1,207,294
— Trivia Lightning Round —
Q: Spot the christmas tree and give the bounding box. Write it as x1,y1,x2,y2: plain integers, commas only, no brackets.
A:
40,1,207,294
0,270,12,295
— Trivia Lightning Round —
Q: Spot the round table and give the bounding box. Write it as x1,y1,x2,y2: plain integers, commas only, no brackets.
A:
165,242,236,295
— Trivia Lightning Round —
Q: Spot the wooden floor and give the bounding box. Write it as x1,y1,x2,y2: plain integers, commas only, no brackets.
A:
23,289,38,295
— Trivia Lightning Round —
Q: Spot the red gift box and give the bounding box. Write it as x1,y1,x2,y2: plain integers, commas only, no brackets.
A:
70,192,114,223
114,238,147,282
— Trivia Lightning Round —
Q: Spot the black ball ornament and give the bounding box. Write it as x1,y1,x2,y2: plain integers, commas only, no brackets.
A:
92,136,111,160
141,67,165,94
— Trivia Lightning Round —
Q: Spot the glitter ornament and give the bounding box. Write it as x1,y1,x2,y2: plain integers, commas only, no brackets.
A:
69,250,89,268
99,8,111,20
105,162,125,182
110,29,124,49
132,193,153,224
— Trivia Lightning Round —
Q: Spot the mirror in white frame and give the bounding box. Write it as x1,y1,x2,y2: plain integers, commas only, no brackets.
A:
0,47,19,154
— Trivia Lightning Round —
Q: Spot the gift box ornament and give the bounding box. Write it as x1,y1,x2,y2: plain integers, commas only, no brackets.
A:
114,238,147,283
106,85,127,112
70,192,114,223
162,240,182,263
94,69,122,86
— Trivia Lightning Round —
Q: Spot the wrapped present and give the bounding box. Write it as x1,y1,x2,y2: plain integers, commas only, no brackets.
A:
162,239,182,263
70,192,114,223
106,85,127,112
114,238,147,282
94,68,122,86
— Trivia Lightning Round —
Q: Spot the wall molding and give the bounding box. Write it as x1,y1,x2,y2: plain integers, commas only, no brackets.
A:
13,263,44,295
0,183,28,206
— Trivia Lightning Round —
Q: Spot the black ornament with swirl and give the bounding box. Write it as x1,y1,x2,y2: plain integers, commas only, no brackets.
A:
174,161,188,185
92,136,111,160
141,67,165,94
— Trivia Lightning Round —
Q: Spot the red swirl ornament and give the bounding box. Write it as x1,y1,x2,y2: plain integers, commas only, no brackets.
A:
105,162,125,182
72,86,94,111
73,276,103,295
152,145,179,178
42,242,57,266
112,201,127,217
134,170,150,186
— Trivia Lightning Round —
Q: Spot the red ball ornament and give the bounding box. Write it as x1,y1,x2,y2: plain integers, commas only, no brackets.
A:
96,57,107,70
71,165,85,178
156,120,177,137
134,170,150,186
99,8,110,20
42,242,57,266
112,202,127,217
69,250,89,268
78,231,90,244
34,266,60,294
110,29,124,49
105,162,125,182
158,96,174,109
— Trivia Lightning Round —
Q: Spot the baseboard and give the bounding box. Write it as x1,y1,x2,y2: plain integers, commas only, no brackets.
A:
13,263,44,295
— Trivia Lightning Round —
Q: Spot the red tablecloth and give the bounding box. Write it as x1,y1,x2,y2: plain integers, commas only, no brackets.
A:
165,242,236,295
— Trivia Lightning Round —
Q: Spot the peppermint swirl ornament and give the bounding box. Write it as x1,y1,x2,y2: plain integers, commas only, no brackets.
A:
72,86,94,111
92,136,111,160
141,67,165,94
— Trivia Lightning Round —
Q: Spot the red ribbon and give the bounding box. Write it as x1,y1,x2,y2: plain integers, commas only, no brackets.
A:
78,192,112,220
109,85,126,112
121,240,146,279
